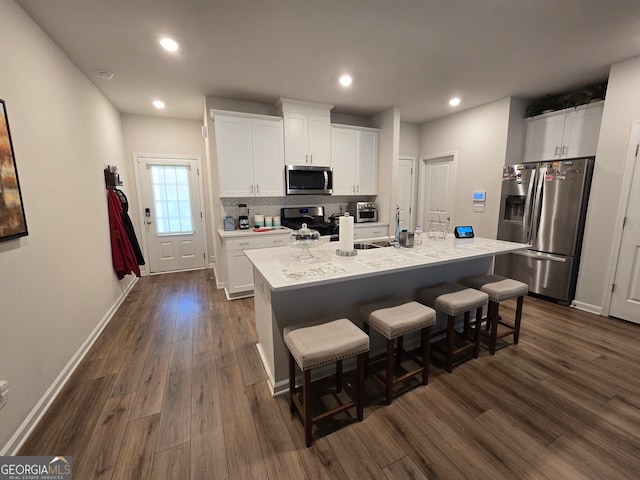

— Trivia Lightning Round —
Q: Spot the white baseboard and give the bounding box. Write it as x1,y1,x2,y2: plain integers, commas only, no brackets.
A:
571,300,602,315
1,276,138,456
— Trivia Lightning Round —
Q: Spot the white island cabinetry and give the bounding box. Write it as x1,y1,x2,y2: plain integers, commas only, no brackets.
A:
331,125,379,195
245,237,528,394
523,101,603,162
353,223,388,240
212,110,285,197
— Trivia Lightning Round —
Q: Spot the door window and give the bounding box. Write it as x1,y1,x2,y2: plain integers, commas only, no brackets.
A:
150,165,193,235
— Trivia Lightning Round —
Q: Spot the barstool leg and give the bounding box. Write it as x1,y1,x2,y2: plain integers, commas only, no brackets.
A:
397,336,404,366
474,307,482,358
385,338,394,404
304,369,312,448
422,326,430,385
514,296,524,344
490,301,499,355
336,360,343,393
446,314,455,373
289,352,296,413
357,352,366,421
363,322,370,379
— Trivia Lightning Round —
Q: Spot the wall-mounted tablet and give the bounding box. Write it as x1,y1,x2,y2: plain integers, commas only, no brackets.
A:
454,225,474,238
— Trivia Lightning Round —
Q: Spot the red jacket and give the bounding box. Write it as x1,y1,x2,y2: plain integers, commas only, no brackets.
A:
107,189,141,279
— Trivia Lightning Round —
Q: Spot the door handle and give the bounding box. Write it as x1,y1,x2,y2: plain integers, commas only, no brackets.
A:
562,145,568,156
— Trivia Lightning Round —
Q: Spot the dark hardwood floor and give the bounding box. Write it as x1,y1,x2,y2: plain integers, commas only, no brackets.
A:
19,270,640,479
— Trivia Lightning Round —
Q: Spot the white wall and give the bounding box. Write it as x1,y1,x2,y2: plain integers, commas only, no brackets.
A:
372,108,401,225
400,122,420,159
575,55,640,310
120,114,211,267
419,98,514,238
0,1,132,453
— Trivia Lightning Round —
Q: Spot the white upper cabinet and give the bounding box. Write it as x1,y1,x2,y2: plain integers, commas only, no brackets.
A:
331,125,379,195
523,101,603,162
277,98,332,166
212,111,284,197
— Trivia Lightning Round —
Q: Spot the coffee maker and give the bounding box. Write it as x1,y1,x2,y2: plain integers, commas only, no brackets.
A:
238,203,250,229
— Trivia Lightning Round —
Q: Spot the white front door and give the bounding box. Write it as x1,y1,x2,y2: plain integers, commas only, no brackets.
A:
610,129,640,323
397,157,415,230
418,153,456,235
136,155,206,274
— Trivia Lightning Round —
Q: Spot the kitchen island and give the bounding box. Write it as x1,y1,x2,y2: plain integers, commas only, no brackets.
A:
245,236,528,394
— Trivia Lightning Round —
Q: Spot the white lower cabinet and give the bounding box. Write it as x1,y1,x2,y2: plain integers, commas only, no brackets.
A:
223,233,289,298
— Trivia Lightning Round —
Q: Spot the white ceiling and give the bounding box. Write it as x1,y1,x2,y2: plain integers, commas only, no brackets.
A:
15,0,640,123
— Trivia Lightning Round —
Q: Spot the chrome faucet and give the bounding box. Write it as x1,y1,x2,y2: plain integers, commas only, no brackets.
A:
390,205,401,247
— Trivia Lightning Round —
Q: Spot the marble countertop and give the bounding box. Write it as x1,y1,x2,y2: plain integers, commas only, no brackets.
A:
245,236,528,291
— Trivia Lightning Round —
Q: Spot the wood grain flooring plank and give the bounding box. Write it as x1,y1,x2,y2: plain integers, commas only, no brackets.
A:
237,342,268,386
72,392,135,480
156,340,193,452
112,414,160,480
217,363,269,480
129,328,173,420
209,307,238,368
190,350,228,480
151,442,191,480
245,381,307,480
352,413,406,470
327,426,388,480
383,456,429,480
19,374,116,458
475,409,590,480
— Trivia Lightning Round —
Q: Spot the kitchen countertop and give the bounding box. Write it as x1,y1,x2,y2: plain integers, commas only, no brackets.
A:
217,226,292,239
245,236,528,292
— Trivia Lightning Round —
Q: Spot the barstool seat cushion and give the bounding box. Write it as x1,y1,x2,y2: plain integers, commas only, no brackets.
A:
459,274,528,302
418,283,488,315
360,297,436,339
284,319,369,371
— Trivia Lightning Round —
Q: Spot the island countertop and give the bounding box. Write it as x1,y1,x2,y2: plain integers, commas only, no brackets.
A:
245,236,528,292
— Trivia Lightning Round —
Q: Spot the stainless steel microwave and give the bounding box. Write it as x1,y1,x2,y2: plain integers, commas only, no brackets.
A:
285,165,333,195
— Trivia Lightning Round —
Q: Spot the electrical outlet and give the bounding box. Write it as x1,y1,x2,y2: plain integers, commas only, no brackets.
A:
0,380,8,410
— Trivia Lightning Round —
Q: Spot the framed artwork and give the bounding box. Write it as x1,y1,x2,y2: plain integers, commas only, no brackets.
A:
0,99,28,242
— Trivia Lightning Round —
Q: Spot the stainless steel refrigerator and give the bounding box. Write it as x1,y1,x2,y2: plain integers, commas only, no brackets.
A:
494,157,594,304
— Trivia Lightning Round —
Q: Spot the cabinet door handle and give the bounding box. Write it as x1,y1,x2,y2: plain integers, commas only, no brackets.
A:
256,184,260,194
310,154,313,164
554,146,560,157
562,145,568,156
352,185,356,193
305,154,309,164
357,185,360,193
250,184,254,194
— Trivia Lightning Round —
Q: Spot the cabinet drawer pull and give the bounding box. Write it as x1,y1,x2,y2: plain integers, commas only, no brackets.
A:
239,242,250,247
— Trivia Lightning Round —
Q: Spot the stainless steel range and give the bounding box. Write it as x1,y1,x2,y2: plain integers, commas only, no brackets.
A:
280,206,339,237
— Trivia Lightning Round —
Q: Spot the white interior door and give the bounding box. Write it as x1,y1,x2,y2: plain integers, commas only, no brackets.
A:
136,155,206,273
610,131,640,323
397,157,415,230
418,153,456,234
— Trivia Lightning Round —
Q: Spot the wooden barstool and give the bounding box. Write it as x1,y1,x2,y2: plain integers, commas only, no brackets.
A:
459,274,528,354
360,297,436,404
283,318,369,447
417,283,488,373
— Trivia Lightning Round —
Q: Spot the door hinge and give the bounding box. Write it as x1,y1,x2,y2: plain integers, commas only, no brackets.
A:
612,283,616,293
623,216,627,228
635,144,639,157
197,167,200,176
203,252,206,259
200,211,203,218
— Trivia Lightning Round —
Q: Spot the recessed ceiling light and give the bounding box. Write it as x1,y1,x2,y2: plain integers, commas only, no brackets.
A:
339,74,353,87
449,97,461,107
160,37,179,52
97,70,114,80
153,100,165,109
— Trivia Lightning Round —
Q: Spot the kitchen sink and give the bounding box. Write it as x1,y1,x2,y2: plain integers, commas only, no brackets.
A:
353,240,393,249
353,242,381,250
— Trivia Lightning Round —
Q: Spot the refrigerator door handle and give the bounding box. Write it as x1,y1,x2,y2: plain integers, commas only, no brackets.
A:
523,167,537,243
512,250,567,262
530,168,545,244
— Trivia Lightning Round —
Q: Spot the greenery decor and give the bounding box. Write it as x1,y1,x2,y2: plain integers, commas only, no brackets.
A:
525,81,607,117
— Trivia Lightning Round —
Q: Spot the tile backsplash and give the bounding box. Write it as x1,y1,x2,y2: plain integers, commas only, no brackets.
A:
220,195,376,223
